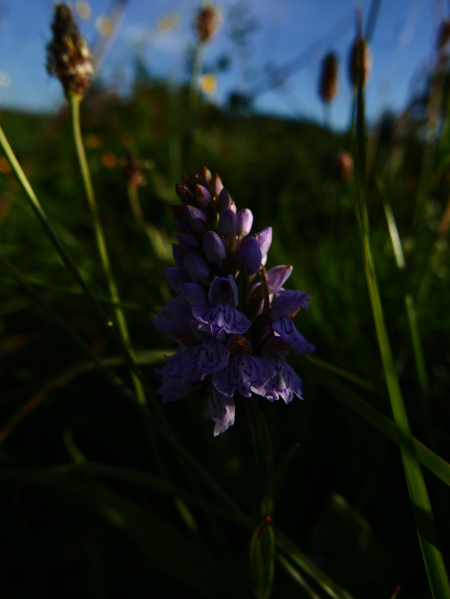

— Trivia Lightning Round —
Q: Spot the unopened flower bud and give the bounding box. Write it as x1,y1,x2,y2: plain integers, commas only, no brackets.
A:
218,209,237,237
211,173,223,197
195,3,220,43
319,52,339,104
256,227,272,266
176,183,194,205
348,37,371,88
177,230,199,251
46,3,94,99
236,208,253,236
217,188,232,212
196,184,211,209
237,236,262,275
172,244,185,270
187,205,207,233
230,199,237,214
185,254,210,284
203,231,226,263
198,166,212,183
165,267,191,292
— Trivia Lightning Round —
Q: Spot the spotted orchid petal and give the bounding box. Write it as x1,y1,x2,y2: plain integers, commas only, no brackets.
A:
261,356,303,404
205,385,235,436
212,352,276,398
272,315,315,355
192,303,251,336
271,289,312,320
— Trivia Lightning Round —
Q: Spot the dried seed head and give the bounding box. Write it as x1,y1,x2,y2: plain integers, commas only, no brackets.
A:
348,37,371,88
437,20,450,57
46,3,94,99
194,3,220,43
335,151,354,182
122,150,146,189
319,52,339,104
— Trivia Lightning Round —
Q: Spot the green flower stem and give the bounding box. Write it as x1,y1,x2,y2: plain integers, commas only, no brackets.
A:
70,94,146,406
240,399,274,518
354,78,450,597
0,123,115,331
189,42,205,122
0,120,158,415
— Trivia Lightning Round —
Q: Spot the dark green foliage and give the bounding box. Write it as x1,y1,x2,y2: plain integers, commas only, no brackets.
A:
0,79,449,597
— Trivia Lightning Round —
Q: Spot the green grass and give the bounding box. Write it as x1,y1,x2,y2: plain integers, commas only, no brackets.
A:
0,76,449,598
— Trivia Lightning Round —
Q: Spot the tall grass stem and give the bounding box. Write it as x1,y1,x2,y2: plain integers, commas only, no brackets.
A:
70,94,146,407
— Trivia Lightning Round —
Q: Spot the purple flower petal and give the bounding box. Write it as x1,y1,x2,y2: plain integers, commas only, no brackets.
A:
211,173,223,196
218,209,237,237
261,356,303,404
175,184,194,205
187,205,207,233
203,231,226,263
205,385,235,436
177,338,230,379
266,265,293,294
271,289,312,320
154,297,192,336
184,254,210,285
256,227,272,266
176,230,199,251
237,236,262,275
196,184,211,209
272,315,315,355
236,208,253,236
217,188,232,212
192,303,251,336
212,352,276,398
196,337,230,379
207,275,238,306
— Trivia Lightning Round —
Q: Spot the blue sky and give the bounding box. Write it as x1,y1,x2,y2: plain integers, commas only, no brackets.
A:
0,0,445,129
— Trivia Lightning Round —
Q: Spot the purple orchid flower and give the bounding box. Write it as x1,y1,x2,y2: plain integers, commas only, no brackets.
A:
154,167,314,435
192,276,251,336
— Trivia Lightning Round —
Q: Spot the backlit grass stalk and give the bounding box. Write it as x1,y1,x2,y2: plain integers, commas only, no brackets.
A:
353,69,450,597
0,122,159,414
70,94,146,406
376,179,431,415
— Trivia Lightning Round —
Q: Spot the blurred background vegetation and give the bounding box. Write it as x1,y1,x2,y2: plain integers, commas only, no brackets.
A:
1,1,450,597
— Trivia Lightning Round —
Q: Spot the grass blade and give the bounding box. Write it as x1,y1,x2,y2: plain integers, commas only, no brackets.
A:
300,354,450,489
354,73,450,596
275,528,355,599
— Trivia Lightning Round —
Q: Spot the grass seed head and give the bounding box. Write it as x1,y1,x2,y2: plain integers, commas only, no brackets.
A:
348,37,371,88
46,3,94,99
319,52,339,104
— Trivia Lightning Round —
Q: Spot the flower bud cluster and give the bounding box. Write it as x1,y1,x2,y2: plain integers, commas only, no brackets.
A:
46,3,94,99
154,167,314,436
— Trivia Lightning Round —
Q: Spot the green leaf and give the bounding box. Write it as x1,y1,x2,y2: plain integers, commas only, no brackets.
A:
353,72,450,597
1,470,236,597
250,517,275,599
299,356,450,489
275,528,355,599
